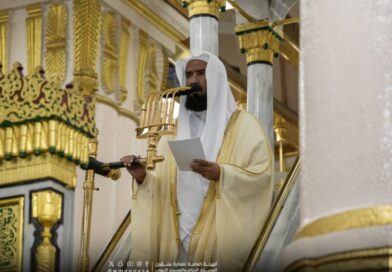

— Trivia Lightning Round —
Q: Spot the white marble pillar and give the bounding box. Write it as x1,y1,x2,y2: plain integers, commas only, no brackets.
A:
247,64,274,145
235,21,280,147
283,0,392,270
234,0,275,146
190,16,218,55
185,0,223,56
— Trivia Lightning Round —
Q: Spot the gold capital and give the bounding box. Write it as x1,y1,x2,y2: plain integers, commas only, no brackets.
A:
182,0,226,19
235,20,281,65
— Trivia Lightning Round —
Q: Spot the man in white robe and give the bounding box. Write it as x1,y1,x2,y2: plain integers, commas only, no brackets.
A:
122,51,273,271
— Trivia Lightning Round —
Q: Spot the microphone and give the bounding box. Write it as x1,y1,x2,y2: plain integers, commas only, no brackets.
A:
84,157,141,177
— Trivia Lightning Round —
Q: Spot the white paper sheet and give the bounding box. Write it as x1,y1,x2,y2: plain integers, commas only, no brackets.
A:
168,137,206,171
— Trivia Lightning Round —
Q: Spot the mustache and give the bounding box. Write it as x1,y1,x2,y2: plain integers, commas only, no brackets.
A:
188,83,202,95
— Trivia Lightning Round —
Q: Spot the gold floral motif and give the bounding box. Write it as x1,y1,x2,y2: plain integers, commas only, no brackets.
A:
0,196,24,272
160,49,169,91
73,0,101,95
102,12,118,94
45,3,67,84
26,4,42,74
147,44,158,92
135,33,166,114
135,30,149,111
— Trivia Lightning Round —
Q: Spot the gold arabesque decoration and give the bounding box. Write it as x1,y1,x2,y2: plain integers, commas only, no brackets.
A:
45,3,67,84
160,49,169,91
0,63,96,186
26,3,42,74
102,12,118,94
0,196,24,272
146,44,159,92
0,11,9,75
136,34,167,113
32,190,62,272
136,30,149,106
73,0,101,95
118,17,130,105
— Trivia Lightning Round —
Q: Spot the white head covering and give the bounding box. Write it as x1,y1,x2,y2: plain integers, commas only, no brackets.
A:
175,50,237,161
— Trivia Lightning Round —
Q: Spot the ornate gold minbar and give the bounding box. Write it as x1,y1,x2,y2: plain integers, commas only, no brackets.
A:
32,190,62,272
0,62,97,187
235,20,282,65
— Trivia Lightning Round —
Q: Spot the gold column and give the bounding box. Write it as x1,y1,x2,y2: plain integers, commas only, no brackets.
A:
77,138,98,272
26,4,42,74
32,190,62,272
118,17,130,104
73,0,101,95
235,20,281,66
181,0,226,19
45,3,68,83
0,11,9,74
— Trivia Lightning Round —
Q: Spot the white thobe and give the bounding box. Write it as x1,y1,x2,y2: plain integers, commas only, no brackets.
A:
177,110,209,258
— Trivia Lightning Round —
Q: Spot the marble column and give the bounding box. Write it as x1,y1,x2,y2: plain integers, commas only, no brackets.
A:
283,0,392,271
183,0,225,55
189,16,218,55
235,21,280,146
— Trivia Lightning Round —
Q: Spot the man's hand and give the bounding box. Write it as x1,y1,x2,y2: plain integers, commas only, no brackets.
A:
190,159,220,181
121,155,146,184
